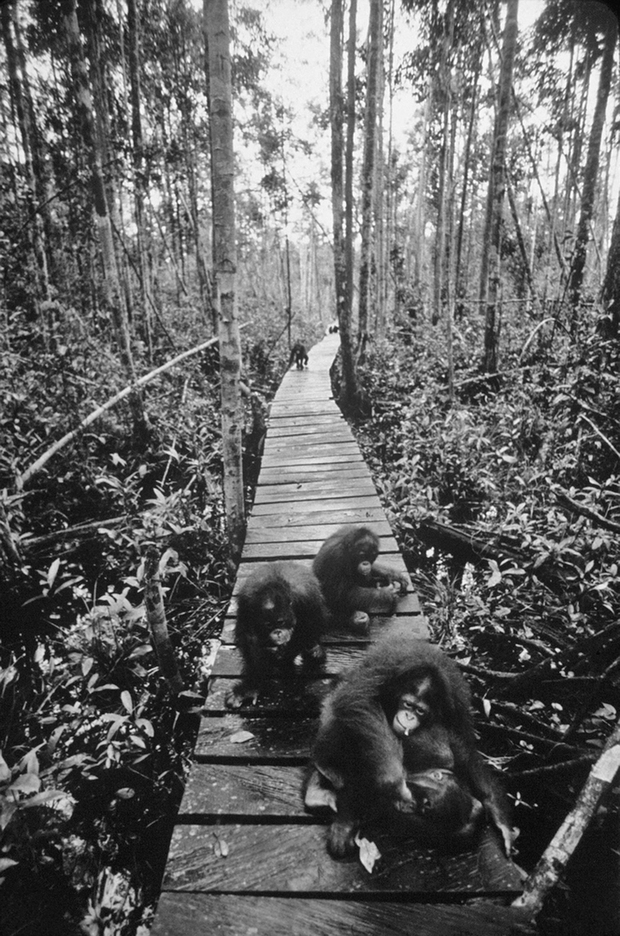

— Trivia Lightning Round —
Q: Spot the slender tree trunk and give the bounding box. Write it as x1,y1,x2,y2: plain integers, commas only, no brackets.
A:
87,0,134,326
432,0,454,326
2,0,50,317
13,1,58,286
566,47,591,256
204,0,245,560
63,0,148,440
375,19,386,337
127,0,155,358
345,0,357,336
568,15,617,311
331,0,359,411
506,173,535,298
415,80,432,292
482,0,519,374
281,143,293,345
454,52,480,305
357,0,381,346
600,185,620,340
382,0,395,332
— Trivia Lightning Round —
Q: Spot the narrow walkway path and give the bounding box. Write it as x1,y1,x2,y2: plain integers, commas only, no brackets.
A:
152,334,530,936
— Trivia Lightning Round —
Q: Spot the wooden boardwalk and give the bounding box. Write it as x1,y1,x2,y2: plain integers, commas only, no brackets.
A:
152,334,531,936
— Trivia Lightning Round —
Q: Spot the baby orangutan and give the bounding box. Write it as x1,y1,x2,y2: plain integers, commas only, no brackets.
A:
226,562,327,709
313,525,409,630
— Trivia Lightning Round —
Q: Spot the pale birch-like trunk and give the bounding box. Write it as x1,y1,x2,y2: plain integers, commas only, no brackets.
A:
432,0,454,327
331,0,359,411
414,80,433,291
204,0,245,559
357,0,381,344
344,0,357,338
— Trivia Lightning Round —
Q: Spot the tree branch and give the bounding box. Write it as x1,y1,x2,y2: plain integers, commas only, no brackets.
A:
16,327,248,490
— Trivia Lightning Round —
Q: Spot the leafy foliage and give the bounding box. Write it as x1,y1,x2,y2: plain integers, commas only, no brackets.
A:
353,313,620,868
0,292,294,932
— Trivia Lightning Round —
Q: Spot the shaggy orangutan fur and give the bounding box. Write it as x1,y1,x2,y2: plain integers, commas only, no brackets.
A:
226,561,326,708
306,635,513,857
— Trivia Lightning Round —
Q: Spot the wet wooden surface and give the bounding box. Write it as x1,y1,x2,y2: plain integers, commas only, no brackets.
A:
152,333,531,936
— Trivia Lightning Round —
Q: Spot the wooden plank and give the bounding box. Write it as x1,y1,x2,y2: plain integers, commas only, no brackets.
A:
246,506,387,526
152,894,534,936
254,479,378,504
231,588,419,615
267,414,345,429
260,458,362,472
233,552,406,576
250,495,380,516
240,535,399,560
160,823,522,895
210,643,368,677
267,425,350,440
277,386,334,394
219,613,429,645
268,403,341,416
263,438,356,456
224,587,421,614
258,464,370,484
178,763,307,819
263,430,355,448
265,423,345,436
262,444,360,462
193,714,317,760
261,451,364,468
203,678,332,715
244,519,394,543
177,768,522,899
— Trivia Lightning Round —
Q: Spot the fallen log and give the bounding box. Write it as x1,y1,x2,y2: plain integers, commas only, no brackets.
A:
417,516,570,593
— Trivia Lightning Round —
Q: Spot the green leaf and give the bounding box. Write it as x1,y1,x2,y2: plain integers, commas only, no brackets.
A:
9,773,41,795
47,558,61,589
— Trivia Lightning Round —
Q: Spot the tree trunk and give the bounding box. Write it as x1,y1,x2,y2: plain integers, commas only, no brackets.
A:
345,0,357,339
331,0,359,412
600,186,620,340
87,0,134,326
567,15,617,311
357,0,381,346
482,0,519,374
63,0,148,441
506,173,535,299
432,0,454,327
374,17,386,337
454,49,480,306
414,79,432,293
2,0,50,316
204,0,245,560
127,0,155,358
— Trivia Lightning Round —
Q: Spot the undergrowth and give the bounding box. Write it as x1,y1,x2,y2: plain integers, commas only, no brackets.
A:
0,315,293,935
349,312,620,906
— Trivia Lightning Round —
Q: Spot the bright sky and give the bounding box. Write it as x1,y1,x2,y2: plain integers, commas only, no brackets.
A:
233,1,620,236
255,0,544,233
